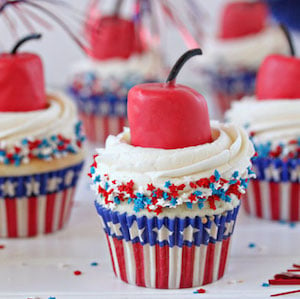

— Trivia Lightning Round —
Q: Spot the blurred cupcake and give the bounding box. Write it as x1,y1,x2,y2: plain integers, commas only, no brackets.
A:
226,37,300,221
200,0,289,116
266,0,300,31
68,5,162,144
0,34,85,237
89,50,255,288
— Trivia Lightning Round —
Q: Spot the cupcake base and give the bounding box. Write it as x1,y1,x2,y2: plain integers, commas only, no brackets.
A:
96,202,240,289
80,112,127,144
0,162,84,238
244,180,300,222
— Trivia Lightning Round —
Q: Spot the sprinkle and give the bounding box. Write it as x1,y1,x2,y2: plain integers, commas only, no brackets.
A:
193,288,206,294
262,282,269,287
48,297,56,299
90,262,98,266
248,242,256,248
289,222,296,228
74,270,82,276
0,245,5,249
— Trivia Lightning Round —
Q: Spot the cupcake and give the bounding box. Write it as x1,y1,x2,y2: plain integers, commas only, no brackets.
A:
68,5,162,144
266,0,300,31
89,49,255,288
200,0,290,116
226,34,300,222
0,34,85,237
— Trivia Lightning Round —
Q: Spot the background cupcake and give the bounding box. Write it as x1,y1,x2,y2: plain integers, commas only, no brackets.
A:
68,1,162,144
200,0,290,117
89,50,255,288
226,37,300,221
0,34,85,237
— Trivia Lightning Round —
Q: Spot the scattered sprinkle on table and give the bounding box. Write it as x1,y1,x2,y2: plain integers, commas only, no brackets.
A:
289,222,296,228
248,242,256,248
90,262,98,266
193,288,206,294
48,297,56,299
0,245,5,249
262,282,269,287
74,270,82,276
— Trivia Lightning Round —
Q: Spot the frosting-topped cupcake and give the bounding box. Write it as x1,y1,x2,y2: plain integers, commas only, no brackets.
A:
226,36,300,221
200,1,290,115
68,5,162,144
89,49,255,288
0,34,85,237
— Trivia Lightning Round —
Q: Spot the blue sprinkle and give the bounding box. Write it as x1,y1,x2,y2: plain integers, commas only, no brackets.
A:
279,220,286,224
186,202,193,209
21,139,28,145
193,190,202,197
163,192,169,200
105,182,109,190
198,202,204,209
233,171,239,178
94,175,101,182
90,167,95,174
48,297,56,299
164,181,171,188
114,197,120,204
261,282,269,287
214,169,221,181
90,262,98,266
289,222,296,228
248,242,256,248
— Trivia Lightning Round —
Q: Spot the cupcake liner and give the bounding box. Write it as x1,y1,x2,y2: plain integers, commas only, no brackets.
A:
244,180,300,222
95,202,240,289
0,162,84,237
206,69,256,115
244,157,300,221
79,112,128,144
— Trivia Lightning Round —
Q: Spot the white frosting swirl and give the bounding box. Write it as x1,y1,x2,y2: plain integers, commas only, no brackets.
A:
95,122,254,186
72,49,163,80
201,26,290,70
226,97,300,145
0,92,78,147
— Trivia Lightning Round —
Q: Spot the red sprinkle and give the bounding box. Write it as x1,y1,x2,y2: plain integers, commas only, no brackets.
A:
194,288,206,294
0,245,5,249
74,270,82,276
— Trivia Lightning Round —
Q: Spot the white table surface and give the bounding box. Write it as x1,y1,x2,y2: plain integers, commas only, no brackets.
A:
0,149,300,299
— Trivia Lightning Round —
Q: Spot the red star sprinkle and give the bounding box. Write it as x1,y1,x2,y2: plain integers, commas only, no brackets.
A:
74,270,82,276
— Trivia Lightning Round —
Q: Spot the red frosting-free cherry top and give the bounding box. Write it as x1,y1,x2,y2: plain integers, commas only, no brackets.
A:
256,54,300,100
219,2,268,39
0,53,46,112
87,16,144,61
128,83,212,149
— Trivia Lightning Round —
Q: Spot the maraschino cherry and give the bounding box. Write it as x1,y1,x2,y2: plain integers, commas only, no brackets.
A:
0,33,46,112
219,1,268,39
85,0,144,61
256,25,300,100
128,48,212,149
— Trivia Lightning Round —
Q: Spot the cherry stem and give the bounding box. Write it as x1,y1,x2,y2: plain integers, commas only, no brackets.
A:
166,48,202,85
11,33,42,54
113,0,123,17
280,24,295,57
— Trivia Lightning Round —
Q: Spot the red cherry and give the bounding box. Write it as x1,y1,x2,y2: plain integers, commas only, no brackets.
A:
0,34,46,112
256,54,300,100
256,25,300,100
128,49,212,149
219,2,268,39
86,15,144,61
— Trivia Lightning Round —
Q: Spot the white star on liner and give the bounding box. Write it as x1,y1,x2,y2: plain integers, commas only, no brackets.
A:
47,177,63,193
129,221,145,241
181,224,200,242
224,220,235,236
153,225,173,243
206,221,218,240
64,170,74,187
25,178,40,196
0,180,17,197
106,221,123,237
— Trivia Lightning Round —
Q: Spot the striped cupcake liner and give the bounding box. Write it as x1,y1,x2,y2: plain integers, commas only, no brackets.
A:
206,69,256,115
0,162,83,238
79,112,127,144
95,202,240,289
244,180,300,222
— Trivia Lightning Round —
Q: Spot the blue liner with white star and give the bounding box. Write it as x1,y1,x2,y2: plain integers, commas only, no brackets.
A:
205,69,256,98
95,201,240,247
252,157,300,183
0,162,84,199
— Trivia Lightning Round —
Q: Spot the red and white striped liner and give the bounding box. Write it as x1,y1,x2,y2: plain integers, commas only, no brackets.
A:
0,187,75,238
105,236,232,289
80,113,127,144
244,180,300,221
